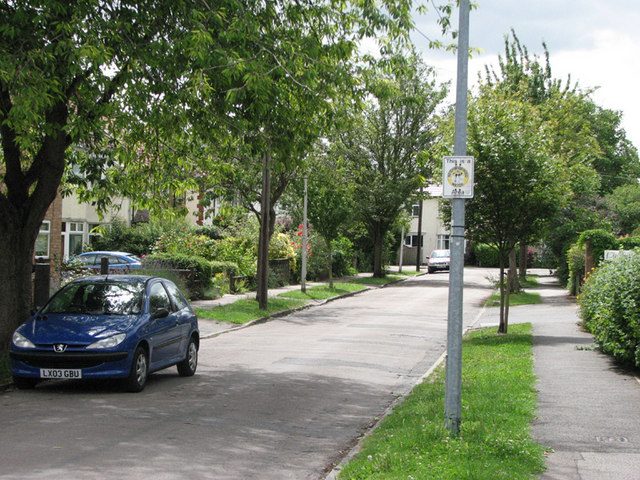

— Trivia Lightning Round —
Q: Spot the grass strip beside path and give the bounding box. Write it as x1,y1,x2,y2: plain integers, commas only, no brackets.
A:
279,283,366,301
485,291,542,307
339,323,545,480
195,298,306,325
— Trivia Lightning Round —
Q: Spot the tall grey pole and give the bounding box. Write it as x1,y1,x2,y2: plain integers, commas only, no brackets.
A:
399,226,405,273
301,176,308,293
444,0,470,436
416,186,424,271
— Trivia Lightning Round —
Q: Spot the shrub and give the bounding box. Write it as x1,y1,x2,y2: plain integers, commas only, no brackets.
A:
473,243,500,267
132,268,190,299
331,235,357,277
579,252,640,367
619,236,640,250
215,235,256,278
91,217,190,256
143,253,213,299
269,231,297,272
154,231,217,260
577,229,617,266
566,243,585,296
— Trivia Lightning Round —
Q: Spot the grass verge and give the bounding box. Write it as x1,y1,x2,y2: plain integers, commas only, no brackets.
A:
195,297,307,325
350,275,404,286
485,291,542,307
278,282,366,301
520,276,539,288
338,323,545,480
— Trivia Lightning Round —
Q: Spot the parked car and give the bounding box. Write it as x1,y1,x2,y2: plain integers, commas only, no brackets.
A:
427,249,450,274
71,251,143,272
10,275,199,392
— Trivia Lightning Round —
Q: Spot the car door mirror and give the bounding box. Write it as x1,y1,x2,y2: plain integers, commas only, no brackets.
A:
151,307,169,320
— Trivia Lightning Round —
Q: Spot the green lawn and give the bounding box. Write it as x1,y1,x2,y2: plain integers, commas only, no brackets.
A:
394,269,424,277
350,275,404,286
485,291,542,307
278,282,366,301
338,323,545,480
520,276,539,288
195,297,307,324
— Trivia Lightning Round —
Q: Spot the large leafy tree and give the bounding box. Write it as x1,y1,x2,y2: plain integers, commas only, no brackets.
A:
464,87,566,333
340,52,447,277
0,0,195,349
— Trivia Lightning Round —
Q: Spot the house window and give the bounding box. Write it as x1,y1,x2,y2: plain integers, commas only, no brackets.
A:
411,204,420,217
437,234,450,250
62,221,85,259
404,235,424,248
35,221,51,258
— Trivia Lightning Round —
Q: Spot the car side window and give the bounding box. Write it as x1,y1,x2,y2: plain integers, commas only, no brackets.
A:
148,283,171,313
79,254,96,265
109,255,123,265
165,282,189,312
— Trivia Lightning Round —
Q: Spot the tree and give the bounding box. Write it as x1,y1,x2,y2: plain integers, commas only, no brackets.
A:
606,183,640,235
340,52,447,277
0,0,194,349
464,87,566,333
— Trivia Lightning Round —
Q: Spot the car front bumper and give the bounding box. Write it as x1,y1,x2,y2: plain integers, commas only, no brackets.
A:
10,350,131,379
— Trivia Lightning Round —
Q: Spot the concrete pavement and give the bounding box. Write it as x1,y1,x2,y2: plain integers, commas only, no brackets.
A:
480,275,640,480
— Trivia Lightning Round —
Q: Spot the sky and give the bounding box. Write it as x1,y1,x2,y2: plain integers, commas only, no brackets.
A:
412,0,640,148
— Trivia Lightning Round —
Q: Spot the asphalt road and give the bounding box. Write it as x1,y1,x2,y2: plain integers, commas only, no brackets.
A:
0,268,494,480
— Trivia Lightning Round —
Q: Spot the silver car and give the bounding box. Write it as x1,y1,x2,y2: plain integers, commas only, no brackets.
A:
427,249,450,273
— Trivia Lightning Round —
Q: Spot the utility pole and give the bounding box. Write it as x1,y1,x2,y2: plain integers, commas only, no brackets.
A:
444,0,470,436
416,186,424,272
399,226,405,273
301,175,308,293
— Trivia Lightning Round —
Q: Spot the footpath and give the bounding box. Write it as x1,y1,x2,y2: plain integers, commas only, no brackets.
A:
478,276,640,480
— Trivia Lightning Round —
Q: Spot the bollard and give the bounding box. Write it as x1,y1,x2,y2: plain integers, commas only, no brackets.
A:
100,257,109,274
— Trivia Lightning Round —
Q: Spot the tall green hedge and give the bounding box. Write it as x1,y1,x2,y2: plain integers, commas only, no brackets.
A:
579,252,640,367
143,253,213,299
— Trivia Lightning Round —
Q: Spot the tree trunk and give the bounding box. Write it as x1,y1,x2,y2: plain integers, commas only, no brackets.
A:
518,243,527,280
584,239,594,279
256,153,271,310
328,241,334,289
0,223,39,351
372,222,385,278
508,247,520,293
497,250,507,334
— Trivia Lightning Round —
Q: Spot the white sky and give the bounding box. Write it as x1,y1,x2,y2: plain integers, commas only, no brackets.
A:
412,0,640,148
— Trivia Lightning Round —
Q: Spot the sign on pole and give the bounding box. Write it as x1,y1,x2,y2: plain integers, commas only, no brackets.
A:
443,156,474,199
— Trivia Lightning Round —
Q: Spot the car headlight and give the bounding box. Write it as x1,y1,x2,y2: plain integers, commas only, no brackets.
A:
13,331,35,349
87,333,126,350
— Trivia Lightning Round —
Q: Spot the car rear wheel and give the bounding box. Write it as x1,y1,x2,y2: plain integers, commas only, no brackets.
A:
124,346,148,392
428,267,435,274
13,376,38,390
177,337,198,377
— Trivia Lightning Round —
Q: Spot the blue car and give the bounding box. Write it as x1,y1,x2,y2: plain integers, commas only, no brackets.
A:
10,275,199,392
73,251,143,272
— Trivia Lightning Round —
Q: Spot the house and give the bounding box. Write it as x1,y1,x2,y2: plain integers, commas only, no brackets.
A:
398,185,450,266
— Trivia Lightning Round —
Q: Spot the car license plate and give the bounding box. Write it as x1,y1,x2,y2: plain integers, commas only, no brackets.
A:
40,368,82,379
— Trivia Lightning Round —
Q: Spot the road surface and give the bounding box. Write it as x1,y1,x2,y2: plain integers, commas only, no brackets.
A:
0,268,494,479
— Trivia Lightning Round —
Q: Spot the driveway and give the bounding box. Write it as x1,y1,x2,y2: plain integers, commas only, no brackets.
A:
0,268,494,479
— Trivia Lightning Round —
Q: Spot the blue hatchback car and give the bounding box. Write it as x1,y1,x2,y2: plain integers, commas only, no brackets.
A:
72,251,143,272
10,275,199,392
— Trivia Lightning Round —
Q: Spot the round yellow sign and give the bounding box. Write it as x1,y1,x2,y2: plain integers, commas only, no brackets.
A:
447,166,469,187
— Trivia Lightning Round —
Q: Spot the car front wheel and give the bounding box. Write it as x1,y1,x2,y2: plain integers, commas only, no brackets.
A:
124,346,148,392
177,337,198,377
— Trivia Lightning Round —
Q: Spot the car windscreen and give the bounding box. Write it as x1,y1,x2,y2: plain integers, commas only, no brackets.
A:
42,281,145,315
431,250,450,258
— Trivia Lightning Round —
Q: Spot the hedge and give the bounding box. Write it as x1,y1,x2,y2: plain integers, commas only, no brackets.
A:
143,253,213,299
473,243,500,267
210,260,239,276
579,251,640,367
